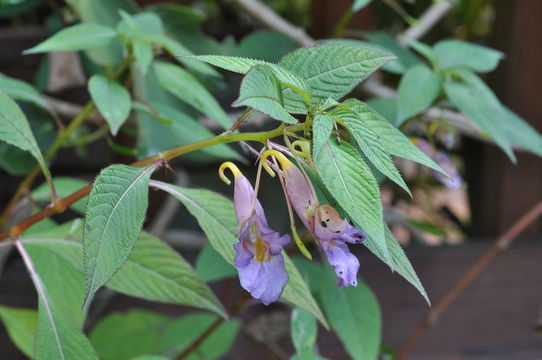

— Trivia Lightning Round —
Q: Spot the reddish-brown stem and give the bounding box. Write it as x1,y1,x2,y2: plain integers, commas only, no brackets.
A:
395,200,542,360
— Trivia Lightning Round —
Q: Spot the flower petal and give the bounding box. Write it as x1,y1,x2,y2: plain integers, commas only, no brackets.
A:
322,241,359,287
339,224,367,245
234,174,268,227
283,165,318,229
237,256,289,305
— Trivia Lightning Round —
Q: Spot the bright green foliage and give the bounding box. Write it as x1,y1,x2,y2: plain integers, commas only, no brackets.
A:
434,39,504,72
88,75,132,135
25,23,117,54
364,226,429,304
502,107,542,156
150,182,327,327
196,244,237,282
0,76,50,110
396,64,442,125
0,91,48,176
363,32,422,74
320,268,381,360
315,140,388,263
343,99,445,174
32,177,88,213
234,65,297,123
407,39,436,64
291,308,325,360
312,113,334,159
0,306,38,358
279,44,394,104
83,163,160,309
334,107,411,195
153,61,232,129
444,69,514,161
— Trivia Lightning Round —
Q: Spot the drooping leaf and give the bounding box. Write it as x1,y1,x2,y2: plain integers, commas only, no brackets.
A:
312,113,334,159
343,99,445,174
31,177,89,213
0,306,37,358
153,61,231,129
0,90,48,176
0,76,49,110
150,181,327,327
434,40,504,73
233,65,297,123
25,23,117,54
334,108,410,195
17,242,99,360
83,163,161,309
320,268,381,360
396,64,442,125
88,75,132,135
279,44,394,103
196,244,237,282
234,30,297,62
364,226,429,303
502,107,542,157
315,140,387,258
444,69,514,161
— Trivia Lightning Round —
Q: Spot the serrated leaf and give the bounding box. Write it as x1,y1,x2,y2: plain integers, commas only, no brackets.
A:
0,76,50,110
364,226,429,304
334,108,411,195
188,54,311,113
314,140,388,263
279,44,394,104
312,113,334,159
16,242,99,360
150,181,327,327
234,65,297,123
343,99,446,174
434,40,504,73
153,61,231,129
444,69,514,161
25,23,117,54
502,107,542,157
396,64,442,125
320,268,381,360
83,163,161,309
0,306,37,358
88,75,132,136
0,90,48,175
196,244,237,282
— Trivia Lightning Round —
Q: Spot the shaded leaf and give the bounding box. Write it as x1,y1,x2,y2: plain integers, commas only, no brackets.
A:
291,308,317,357
0,76,49,110
352,0,372,11
196,244,237,282
312,113,334,159
434,40,504,73
502,107,542,156
234,30,297,62
0,306,37,358
88,75,132,135
32,177,88,213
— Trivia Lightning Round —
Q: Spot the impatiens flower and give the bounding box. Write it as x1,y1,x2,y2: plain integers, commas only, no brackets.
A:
413,138,462,189
219,162,290,305
261,150,366,287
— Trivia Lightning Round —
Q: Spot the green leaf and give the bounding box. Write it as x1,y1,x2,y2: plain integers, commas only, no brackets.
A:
502,107,542,156
0,306,37,358
312,113,334,159
279,44,394,103
396,64,442,125
25,23,117,54
320,268,381,360
131,356,169,360
89,310,170,360
343,99,445,174
315,140,387,257
88,75,132,136
444,69,514,161
0,90,48,176
150,182,327,327
291,308,317,357
0,76,49,110
234,30,297,62
196,244,237,282
233,65,297,123
363,32,422,74
83,163,161,309
434,40,504,73
153,61,231,129
32,177,89,213
17,242,99,360
133,40,154,75
407,39,436,64
334,108,410,195
364,226,429,304
352,0,372,11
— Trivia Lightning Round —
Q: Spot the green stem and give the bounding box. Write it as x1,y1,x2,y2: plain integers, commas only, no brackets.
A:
331,7,354,37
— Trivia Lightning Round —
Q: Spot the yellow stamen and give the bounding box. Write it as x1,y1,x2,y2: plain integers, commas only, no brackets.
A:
255,235,269,262
261,150,293,177
218,161,242,185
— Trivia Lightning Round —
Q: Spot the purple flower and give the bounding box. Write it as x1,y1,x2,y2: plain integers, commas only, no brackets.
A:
261,150,366,287
219,162,290,305
414,138,462,189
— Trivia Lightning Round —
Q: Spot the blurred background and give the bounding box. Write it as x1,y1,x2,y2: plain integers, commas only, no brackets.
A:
0,0,541,359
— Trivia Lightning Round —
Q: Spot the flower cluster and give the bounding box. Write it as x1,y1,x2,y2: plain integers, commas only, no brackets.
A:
219,149,367,305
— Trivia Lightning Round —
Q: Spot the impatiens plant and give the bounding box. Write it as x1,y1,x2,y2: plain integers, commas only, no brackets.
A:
0,1,541,359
